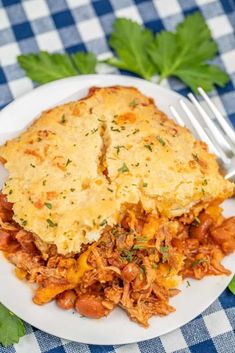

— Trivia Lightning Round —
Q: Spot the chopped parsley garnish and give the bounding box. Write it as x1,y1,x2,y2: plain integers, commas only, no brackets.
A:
107,188,113,192
228,275,235,294
129,99,139,107
60,114,66,124
193,216,201,226
114,145,125,155
85,132,89,136
144,143,153,152
191,258,208,268
202,179,208,186
9,190,13,195
160,245,169,263
0,303,26,347
44,202,52,209
20,219,27,227
156,135,166,146
132,128,140,134
30,163,35,168
143,182,148,187
192,153,199,162
135,236,147,243
42,180,46,186
99,219,107,227
111,126,121,132
66,158,72,166
121,250,134,262
152,263,158,269
46,219,57,227
186,280,191,287
133,244,145,250
91,128,98,134
70,188,75,192
118,163,129,173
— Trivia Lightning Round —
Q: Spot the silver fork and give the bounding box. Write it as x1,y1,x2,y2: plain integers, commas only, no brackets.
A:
169,87,235,183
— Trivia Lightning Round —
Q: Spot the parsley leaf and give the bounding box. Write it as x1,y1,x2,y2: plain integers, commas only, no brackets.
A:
46,219,57,227
118,163,129,173
228,275,235,295
0,304,25,347
191,258,208,268
18,51,97,84
17,51,77,84
160,245,169,263
44,202,52,209
148,12,229,92
71,52,97,74
107,18,156,80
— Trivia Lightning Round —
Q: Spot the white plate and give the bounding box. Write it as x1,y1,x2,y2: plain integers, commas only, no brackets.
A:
0,75,234,345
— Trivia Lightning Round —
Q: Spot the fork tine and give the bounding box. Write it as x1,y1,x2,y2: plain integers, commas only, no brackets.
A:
198,87,235,144
179,99,231,165
188,92,234,157
169,105,185,126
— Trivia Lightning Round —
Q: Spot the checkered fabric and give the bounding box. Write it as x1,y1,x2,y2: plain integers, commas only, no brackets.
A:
0,0,234,352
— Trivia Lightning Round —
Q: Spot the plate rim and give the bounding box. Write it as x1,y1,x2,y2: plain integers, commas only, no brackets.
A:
0,74,234,345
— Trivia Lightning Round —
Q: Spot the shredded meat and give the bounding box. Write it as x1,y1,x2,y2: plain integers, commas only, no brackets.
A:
0,191,234,327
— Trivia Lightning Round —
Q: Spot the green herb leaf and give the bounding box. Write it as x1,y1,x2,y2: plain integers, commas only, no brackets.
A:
107,18,156,80
156,135,166,146
228,275,235,294
133,244,145,250
114,145,125,155
17,51,77,84
160,245,169,263
192,216,201,226
0,304,26,347
118,163,129,173
46,219,57,227
148,12,229,92
121,250,134,262
44,202,52,209
66,158,72,166
144,143,153,152
71,52,97,74
129,99,139,107
99,219,107,227
192,153,199,162
60,114,66,124
191,258,208,268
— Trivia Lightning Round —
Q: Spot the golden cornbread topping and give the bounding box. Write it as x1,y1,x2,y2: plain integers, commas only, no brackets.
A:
0,86,233,254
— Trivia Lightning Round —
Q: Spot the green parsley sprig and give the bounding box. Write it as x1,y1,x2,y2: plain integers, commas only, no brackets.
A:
228,275,235,295
17,13,229,93
0,304,25,347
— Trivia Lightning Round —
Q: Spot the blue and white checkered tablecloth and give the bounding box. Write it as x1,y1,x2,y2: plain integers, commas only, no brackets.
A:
0,0,235,352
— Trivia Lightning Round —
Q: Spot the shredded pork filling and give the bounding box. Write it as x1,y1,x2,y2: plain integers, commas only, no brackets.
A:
0,193,234,326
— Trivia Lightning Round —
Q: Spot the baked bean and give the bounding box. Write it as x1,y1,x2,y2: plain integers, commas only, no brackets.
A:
211,217,235,254
121,263,139,282
75,295,106,318
56,290,76,310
